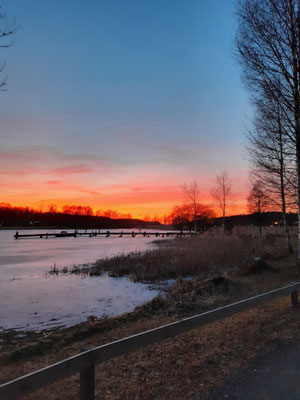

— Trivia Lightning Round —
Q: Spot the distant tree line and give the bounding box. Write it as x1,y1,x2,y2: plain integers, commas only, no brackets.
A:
214,211,297,229
0,202,297,231
0,203,161,229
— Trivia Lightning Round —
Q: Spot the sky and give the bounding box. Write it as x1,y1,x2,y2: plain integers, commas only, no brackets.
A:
0,0,250,218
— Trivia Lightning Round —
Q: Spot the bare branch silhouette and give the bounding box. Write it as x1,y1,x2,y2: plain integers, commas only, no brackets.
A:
0,5,17,90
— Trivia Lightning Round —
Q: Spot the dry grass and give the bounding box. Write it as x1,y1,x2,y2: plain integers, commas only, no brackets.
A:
46,233,297,321
50,234,292,282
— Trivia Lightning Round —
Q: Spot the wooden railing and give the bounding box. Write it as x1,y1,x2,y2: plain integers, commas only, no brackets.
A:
1,282,299,400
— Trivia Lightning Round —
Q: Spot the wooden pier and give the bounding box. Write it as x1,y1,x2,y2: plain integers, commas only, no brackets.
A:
14,230,193,239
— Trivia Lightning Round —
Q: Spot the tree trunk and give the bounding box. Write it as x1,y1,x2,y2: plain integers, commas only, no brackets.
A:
289,0,300,270
258,200,262,236
278,115,294,253
295,102,300,269
296,138,300,272
223,196,226,234
282,210,293,253
295,0,300,271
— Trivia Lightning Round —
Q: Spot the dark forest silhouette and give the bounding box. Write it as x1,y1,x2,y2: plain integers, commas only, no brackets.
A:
0,203,161,229
0,203,296,230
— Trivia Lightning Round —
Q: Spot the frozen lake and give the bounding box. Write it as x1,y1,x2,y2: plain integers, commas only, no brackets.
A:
0,229,168,332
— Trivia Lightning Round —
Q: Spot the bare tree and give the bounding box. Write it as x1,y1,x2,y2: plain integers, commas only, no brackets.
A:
247,180,269,235
211,169,232,231
0,5,16,90
235,0,300,265
182,180,201,233
247,95,296,252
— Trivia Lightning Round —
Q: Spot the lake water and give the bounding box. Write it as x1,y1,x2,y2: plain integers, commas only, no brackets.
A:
0,229,169,332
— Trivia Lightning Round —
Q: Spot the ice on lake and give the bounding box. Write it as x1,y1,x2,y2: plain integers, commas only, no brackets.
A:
0,229,167,332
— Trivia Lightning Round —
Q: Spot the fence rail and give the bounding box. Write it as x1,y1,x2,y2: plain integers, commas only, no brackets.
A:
1,282,300,400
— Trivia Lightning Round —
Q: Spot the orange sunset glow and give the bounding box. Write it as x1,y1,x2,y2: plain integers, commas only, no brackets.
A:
0,1,250,221
0,148,249,218
1,153,248,218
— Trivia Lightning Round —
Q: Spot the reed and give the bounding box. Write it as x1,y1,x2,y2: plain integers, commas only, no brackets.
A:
50,234,286,282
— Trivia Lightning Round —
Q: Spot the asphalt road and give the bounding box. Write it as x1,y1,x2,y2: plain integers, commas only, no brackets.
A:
205,341,300,400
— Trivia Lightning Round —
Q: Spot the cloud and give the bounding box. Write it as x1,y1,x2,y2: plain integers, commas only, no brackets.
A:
0,152,29,161
47,180,62,185
52,164,93,175
79,189,100,195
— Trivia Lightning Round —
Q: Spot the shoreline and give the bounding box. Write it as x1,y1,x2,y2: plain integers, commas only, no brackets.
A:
1,233,292,335
0,251,298,399
0,232,173,334
1,234,299,398
1,242,297,360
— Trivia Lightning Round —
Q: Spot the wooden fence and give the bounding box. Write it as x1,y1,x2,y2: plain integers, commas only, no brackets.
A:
1,282,300,400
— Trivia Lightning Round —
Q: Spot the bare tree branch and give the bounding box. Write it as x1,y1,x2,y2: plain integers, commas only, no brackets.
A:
0,5,17,90
211,170,233,232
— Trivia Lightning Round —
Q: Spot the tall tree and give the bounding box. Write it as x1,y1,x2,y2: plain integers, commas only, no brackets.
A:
247,96,296,252
235,0,300,265
0,5,16,90
211,169,232,231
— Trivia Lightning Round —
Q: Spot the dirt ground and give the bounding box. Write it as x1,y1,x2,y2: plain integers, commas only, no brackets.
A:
1,251,300,399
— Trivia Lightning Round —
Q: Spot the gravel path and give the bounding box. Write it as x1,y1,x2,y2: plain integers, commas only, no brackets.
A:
205,341,300,400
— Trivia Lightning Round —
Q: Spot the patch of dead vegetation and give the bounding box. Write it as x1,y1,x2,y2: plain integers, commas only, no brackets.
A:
49,234,290,282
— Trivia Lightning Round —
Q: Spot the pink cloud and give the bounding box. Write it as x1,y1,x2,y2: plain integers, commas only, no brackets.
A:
52,164,93,175
47,180,62,185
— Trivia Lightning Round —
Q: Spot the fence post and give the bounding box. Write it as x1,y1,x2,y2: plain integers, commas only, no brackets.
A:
291,291,298,307
80,365,95,400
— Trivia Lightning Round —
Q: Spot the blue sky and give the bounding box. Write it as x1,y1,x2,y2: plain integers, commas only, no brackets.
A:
0,0,250,216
